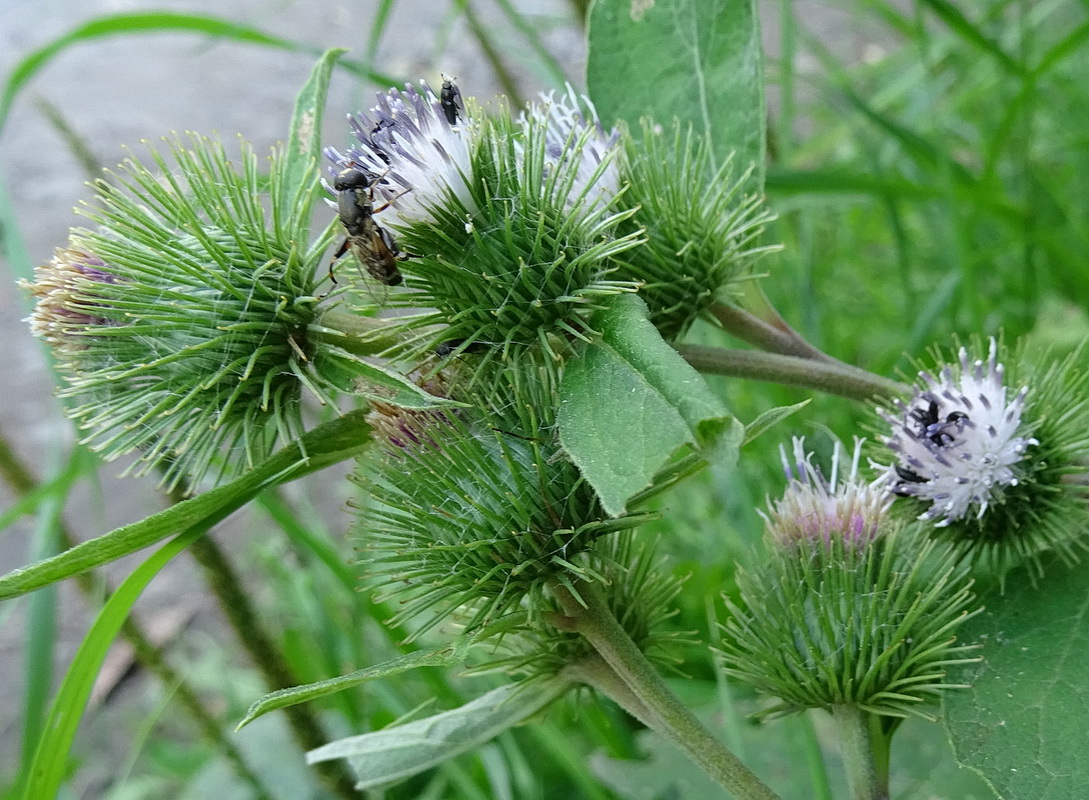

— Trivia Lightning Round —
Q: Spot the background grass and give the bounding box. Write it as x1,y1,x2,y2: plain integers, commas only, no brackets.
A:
2,0,1086,798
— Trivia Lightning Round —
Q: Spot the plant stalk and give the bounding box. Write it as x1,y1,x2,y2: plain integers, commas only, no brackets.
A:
832,705,890,800
677,344,907,402
554,580,783,800
710,301,840,364
184,532,360,800
565,654,658,729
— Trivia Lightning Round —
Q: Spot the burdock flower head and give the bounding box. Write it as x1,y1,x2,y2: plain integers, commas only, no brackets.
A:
720,437,980,719
326,79,643,368
519,85,620,214
27,249,122,353
764,437,891,550
24,134,428,491
877,337,1089,573
609,122,777,340
354,369,655,640
327,79,476,231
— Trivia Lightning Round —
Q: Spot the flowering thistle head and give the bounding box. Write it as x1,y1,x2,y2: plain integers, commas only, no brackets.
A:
326,81,643,369
22,135,388,491
26,249,123,353
354,368,655,640
519,85,620,215
609,122,777,340
877,337,1089,574
764,437,891,551
720,438,980,720
328,80,476,231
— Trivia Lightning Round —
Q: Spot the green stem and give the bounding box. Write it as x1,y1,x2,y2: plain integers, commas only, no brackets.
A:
554,580,783,800
832,705,889,800
564,654,658,729
710,301,838,364
677,344,907,402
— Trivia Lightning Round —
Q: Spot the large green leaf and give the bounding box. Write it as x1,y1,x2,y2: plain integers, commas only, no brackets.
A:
558,295,741,516
306,679,570,790
0,409,373,601
945,558,1089,799
587,0,765,186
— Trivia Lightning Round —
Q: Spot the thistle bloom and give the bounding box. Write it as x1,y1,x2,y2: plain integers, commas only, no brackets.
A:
720,437,979,719
330,80,642,367
765,437,891,549
22,135,384,491
877,338,1089,572
518,85,621,214
26,249,121,353
327,81,475,231
881,339,1037,527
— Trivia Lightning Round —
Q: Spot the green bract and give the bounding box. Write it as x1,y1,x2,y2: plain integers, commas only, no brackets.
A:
610,122,776,340
26,135,352,490
353,369,655,640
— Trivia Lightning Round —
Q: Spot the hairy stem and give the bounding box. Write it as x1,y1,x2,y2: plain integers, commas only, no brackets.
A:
564,654,657,729
832,705,889,800
677,344,907,402
554,580,783,800
710,301,840,364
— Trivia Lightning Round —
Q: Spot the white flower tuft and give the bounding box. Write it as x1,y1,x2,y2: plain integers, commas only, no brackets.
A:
327,81,476,229
518,85,621,214
880,339,1038,526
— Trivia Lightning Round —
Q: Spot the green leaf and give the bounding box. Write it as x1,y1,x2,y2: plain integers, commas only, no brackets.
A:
306,679,570,789
20,525,206,800
945,558,1089,799
279,49,345,229
741,400,810,446
238,637,478,729
0,410,374,601
587,0,765,187
559,295,741,516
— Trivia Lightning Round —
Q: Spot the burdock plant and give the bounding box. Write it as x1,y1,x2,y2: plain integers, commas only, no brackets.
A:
10,33,1089,800
25,134,434,491
877,338,1089,575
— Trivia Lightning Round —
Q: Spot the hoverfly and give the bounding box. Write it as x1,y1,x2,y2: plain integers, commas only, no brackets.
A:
330,167,406,287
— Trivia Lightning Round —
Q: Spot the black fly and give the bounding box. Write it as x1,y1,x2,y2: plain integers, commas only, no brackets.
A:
910,400,970,447
440,75,463,125
330,167,406,287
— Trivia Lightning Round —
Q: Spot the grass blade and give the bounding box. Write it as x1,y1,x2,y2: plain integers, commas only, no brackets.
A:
0,409,373,601
18,525,206,800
